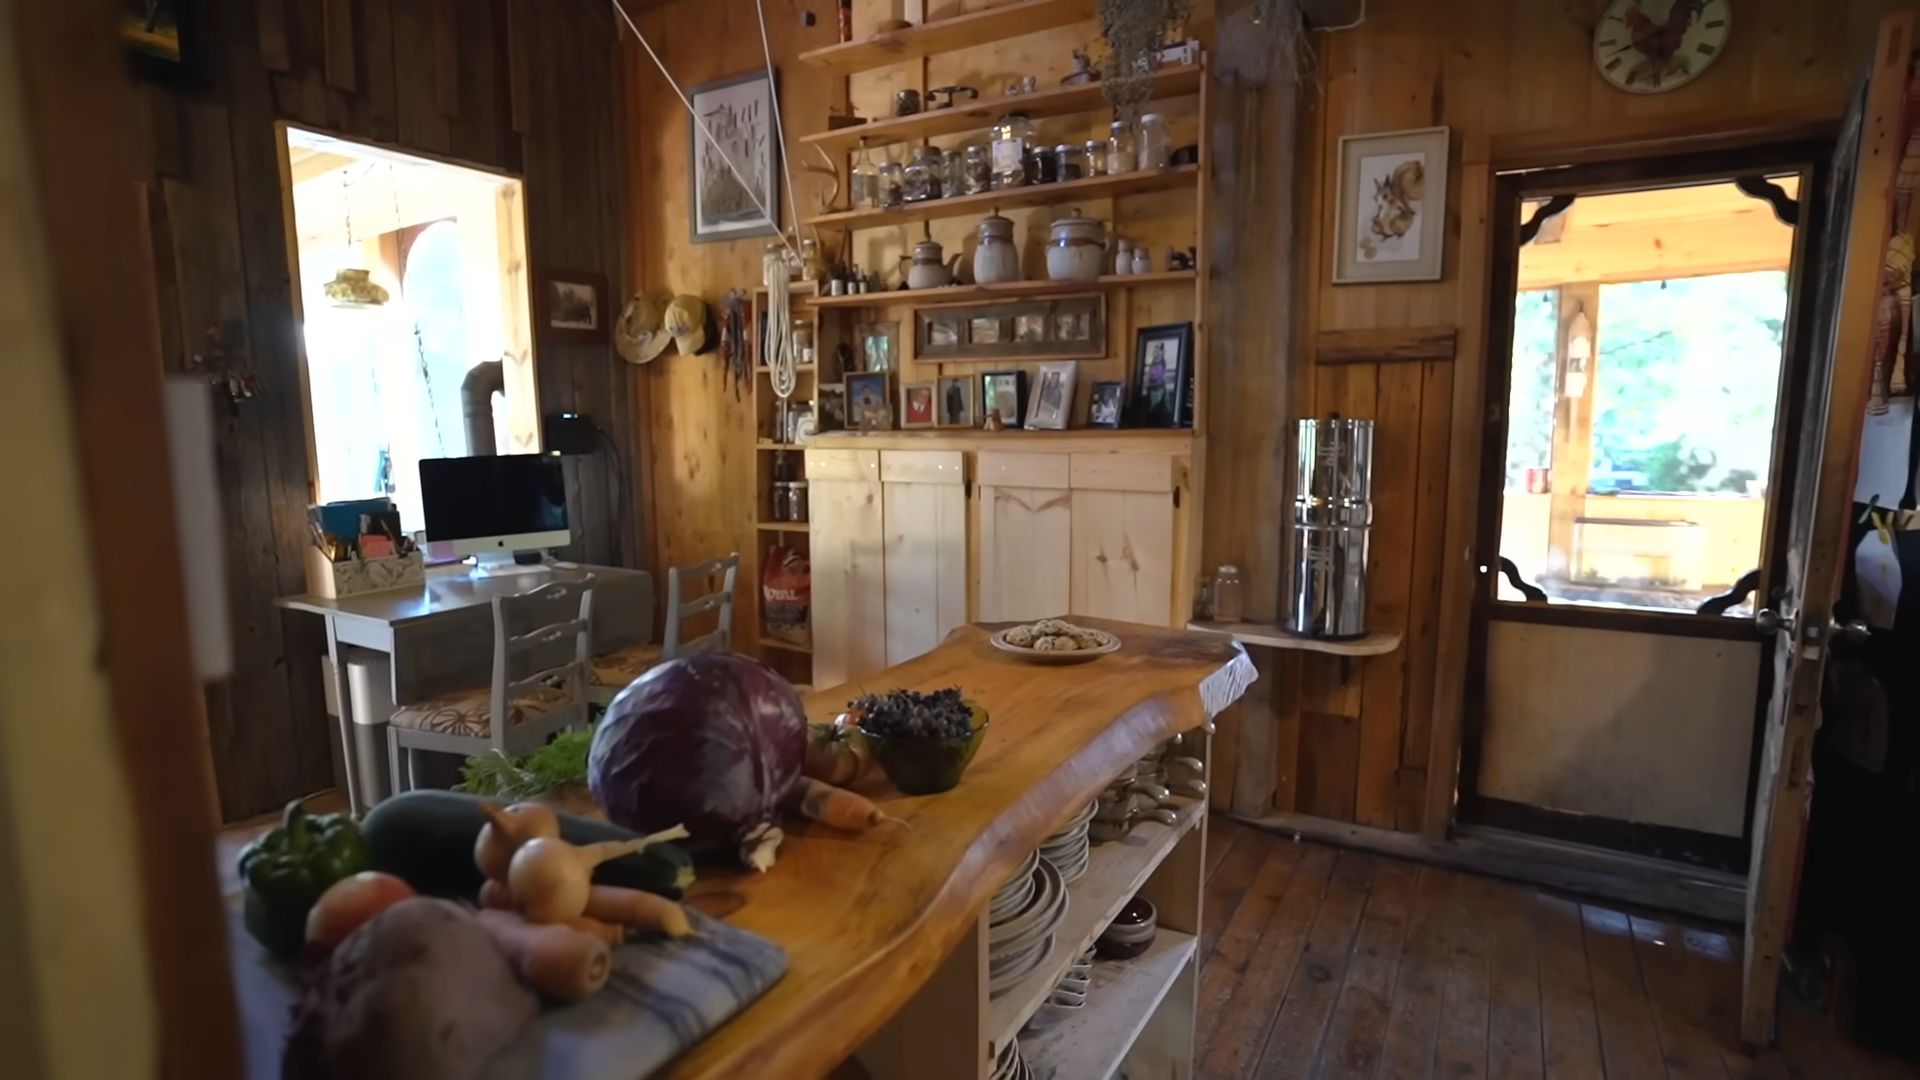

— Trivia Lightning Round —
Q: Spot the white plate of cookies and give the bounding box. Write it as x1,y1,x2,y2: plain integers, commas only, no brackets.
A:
989,618,1121,664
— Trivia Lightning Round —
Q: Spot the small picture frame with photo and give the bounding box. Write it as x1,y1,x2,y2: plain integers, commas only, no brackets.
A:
1025,361,1078,431
1131,322,1194,429
1088,380,1125,429
937,376,974,428
981,370,1026,429
900,381,937,429
846,372,893,431
817,383,847,431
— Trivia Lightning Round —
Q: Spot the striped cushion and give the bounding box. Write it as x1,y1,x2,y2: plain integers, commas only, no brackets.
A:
388,686,571,738
589,642,665,689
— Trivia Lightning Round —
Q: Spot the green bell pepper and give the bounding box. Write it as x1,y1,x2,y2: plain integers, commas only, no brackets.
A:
238,797,367,959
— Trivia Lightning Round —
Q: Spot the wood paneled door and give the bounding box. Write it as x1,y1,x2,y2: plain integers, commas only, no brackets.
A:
976,451,1073,623
880,451,968,666
807,448,886,686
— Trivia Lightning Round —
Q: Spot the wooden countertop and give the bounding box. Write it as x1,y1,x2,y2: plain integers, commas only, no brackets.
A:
661,619,1254,1079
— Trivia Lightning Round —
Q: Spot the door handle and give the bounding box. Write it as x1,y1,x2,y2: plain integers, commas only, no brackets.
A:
1755,608,1870,644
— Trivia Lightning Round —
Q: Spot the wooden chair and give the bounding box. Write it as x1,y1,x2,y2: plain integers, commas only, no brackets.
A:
589,553,739,704
386,574,595,794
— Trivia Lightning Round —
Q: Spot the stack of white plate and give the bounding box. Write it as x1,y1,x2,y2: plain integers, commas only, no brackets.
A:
1020,943,1096,1037
990,1036,1032,1080
987,855,1068,997
1038,801,1095,884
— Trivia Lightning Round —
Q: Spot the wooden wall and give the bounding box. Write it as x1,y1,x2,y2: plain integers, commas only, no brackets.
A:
1209,0,1909,837
142,0,633,820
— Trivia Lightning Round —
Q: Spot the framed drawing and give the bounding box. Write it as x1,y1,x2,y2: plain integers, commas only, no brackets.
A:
937,376,974,428
915,295,1106,362
1025,361,1078,431
690,70,781,245
539,270,609,342
1332,126,1450,284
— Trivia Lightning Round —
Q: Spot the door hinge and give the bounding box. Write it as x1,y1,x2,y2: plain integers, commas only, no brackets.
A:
1173,487,1182,509
964,478,973,499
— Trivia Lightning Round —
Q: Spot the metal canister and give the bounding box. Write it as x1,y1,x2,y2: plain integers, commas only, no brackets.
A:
1286,415,1374,639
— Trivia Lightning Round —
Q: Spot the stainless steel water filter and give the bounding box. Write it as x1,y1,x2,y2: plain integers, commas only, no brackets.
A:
1286,415,1374,639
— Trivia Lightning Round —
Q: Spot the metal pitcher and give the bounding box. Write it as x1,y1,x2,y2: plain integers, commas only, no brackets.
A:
1286,415,1374,639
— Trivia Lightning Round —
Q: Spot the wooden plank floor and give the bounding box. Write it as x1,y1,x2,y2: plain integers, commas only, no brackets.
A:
1198,818,1920,1080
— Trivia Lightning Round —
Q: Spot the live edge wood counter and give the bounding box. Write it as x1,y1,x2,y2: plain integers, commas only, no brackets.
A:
662,619,1255,1080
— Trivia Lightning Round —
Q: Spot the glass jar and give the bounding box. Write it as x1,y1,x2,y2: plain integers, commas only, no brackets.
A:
963,144,992,195
851,139,880,209
902,145,943,202
771,482,794,522
1085,139,1108,177
1106,119,1135,176
1029,144,1059,184
877,155,905,208
791,319,816,365
1137,112,1171,170
788,480,809,523
1056,142,1086,181
990,113,1034,189
942,147,968,200
772,449,796,483
1212,564,1245,624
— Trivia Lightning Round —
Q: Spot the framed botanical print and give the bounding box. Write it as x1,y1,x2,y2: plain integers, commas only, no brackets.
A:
1332,126,1450,284
689,70,782,245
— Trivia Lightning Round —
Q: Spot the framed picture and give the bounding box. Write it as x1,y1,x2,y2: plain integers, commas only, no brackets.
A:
916,296,1105,362
540,270,609,342
856,321,898,372
818,384,847,431
689,70,782,245
846,372,893,431
1025,361,1078,431
1131,322,1194,429
1332,125,1450,284
981,371,1027,429
937,376,974,428
900,381,937,429
122,0,201,83
1089,380,1126,429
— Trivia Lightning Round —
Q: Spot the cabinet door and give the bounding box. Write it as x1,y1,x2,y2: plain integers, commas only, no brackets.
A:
1069,454,1177,626
976,451,1072,622
880,450,968,665
807,449,886,686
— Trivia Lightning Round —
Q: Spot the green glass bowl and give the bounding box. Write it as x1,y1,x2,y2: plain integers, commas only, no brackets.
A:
857,704,989,796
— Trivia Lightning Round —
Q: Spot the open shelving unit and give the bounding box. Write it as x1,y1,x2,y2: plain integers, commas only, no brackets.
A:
805,164,1198,232
747,281,824,683
805,270,1195,309
797,0,1097,74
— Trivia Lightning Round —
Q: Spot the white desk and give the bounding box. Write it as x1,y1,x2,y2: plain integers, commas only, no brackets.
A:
276,563,653,812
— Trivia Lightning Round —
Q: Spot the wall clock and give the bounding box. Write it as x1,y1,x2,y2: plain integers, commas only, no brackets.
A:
1594,0,1731,94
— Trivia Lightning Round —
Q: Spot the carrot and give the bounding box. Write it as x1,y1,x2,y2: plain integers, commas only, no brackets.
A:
474,909,610,1002
793,777,906,831
586,884,692,939
478,878,513,911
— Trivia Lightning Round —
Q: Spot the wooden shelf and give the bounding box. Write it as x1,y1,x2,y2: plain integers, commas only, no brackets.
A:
806,165,1199,232
1019,930,1197,1077
798,0,1095,75
800,66,1203,153
755,364,817,374
985,799,1203,1057
756,520,810,533
758,637,812,655
756,440,808,450
807,428,1193,453
806,271,1195,309
1187,620,1404,657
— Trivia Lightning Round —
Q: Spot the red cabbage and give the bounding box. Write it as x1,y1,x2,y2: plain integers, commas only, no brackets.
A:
587,653,806,870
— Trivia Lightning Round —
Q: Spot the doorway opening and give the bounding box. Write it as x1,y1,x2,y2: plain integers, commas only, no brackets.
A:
281,126,540,532
1463,145,1830,871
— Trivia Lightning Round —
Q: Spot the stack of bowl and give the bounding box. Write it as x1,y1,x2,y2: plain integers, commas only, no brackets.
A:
1020,943,1095,1037
1095,896,1158,960
1038,801,1095,884
987,851,1068,997
989,1036,1031,1080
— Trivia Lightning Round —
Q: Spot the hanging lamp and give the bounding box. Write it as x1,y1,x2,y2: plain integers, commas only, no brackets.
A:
323,163,389,308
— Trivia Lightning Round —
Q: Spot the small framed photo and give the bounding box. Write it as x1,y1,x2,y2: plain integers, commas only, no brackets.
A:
818,383,847,431
1014,313,1048,343
1052,309,1092,342
123,0,203,84
969,316,1004,345
846,372,893,431
540,270,609,341
937,376,975,428
857,321,898,372
1333,125,1450,284
926,314,962,348
1089,380,1125,429
1131,322,1194,429
900,381,937,429
981,370,1026,429
1025,361,1078,430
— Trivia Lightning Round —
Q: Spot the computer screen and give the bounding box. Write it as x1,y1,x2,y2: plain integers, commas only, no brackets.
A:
418,455,568,543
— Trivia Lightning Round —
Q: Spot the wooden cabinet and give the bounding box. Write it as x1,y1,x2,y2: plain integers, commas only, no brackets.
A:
807,448,885,686
810,441,1190,684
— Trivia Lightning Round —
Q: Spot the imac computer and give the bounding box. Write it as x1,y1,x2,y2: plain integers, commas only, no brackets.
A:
419,454,570,576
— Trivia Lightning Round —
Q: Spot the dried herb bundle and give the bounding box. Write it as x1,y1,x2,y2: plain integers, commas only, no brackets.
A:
1096,0,1193,120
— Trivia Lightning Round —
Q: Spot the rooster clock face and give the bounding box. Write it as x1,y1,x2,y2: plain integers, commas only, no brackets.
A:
1594,0,1731,94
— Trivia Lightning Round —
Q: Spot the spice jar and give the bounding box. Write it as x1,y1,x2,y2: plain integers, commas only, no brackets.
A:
963,144,992,195
942,147,968,200
788,480,809,523
1106,119,1135,175
792,319,816,365
1137,113,1171,170
851,139,880,209
1212,564,1245,624
1029,144,1059,184
903,145,943,202
1056,142,1086,181
991,113,1034,189
1085,139,1108,177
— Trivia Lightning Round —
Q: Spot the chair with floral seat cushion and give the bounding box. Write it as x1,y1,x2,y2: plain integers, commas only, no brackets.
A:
387,574,595,794
589,553,738,705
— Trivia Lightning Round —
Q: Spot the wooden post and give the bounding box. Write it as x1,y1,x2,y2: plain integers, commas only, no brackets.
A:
1545,284,1600,584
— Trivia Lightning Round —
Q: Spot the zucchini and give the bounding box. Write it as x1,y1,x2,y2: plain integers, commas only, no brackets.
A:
360,790,695,900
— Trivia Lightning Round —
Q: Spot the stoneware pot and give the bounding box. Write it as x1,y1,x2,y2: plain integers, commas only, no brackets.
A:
973,212,1021,285
1046,209,1105,283
903,237,962,290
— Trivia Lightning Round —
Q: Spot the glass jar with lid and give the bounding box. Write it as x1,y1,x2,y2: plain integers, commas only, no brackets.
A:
1106,118,1136,176
1137,113,1171,170
850,138,880,209
1212,564,1245,623
942,147,968,200
902,145,943,202
1029,144,1059,184
877,153,905,208
1056,142,1086,181
990,113,1034,189
962,144,992,195
1085,139,1108,177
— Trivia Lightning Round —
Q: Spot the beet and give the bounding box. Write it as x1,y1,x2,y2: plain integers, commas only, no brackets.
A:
587,653,807,870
